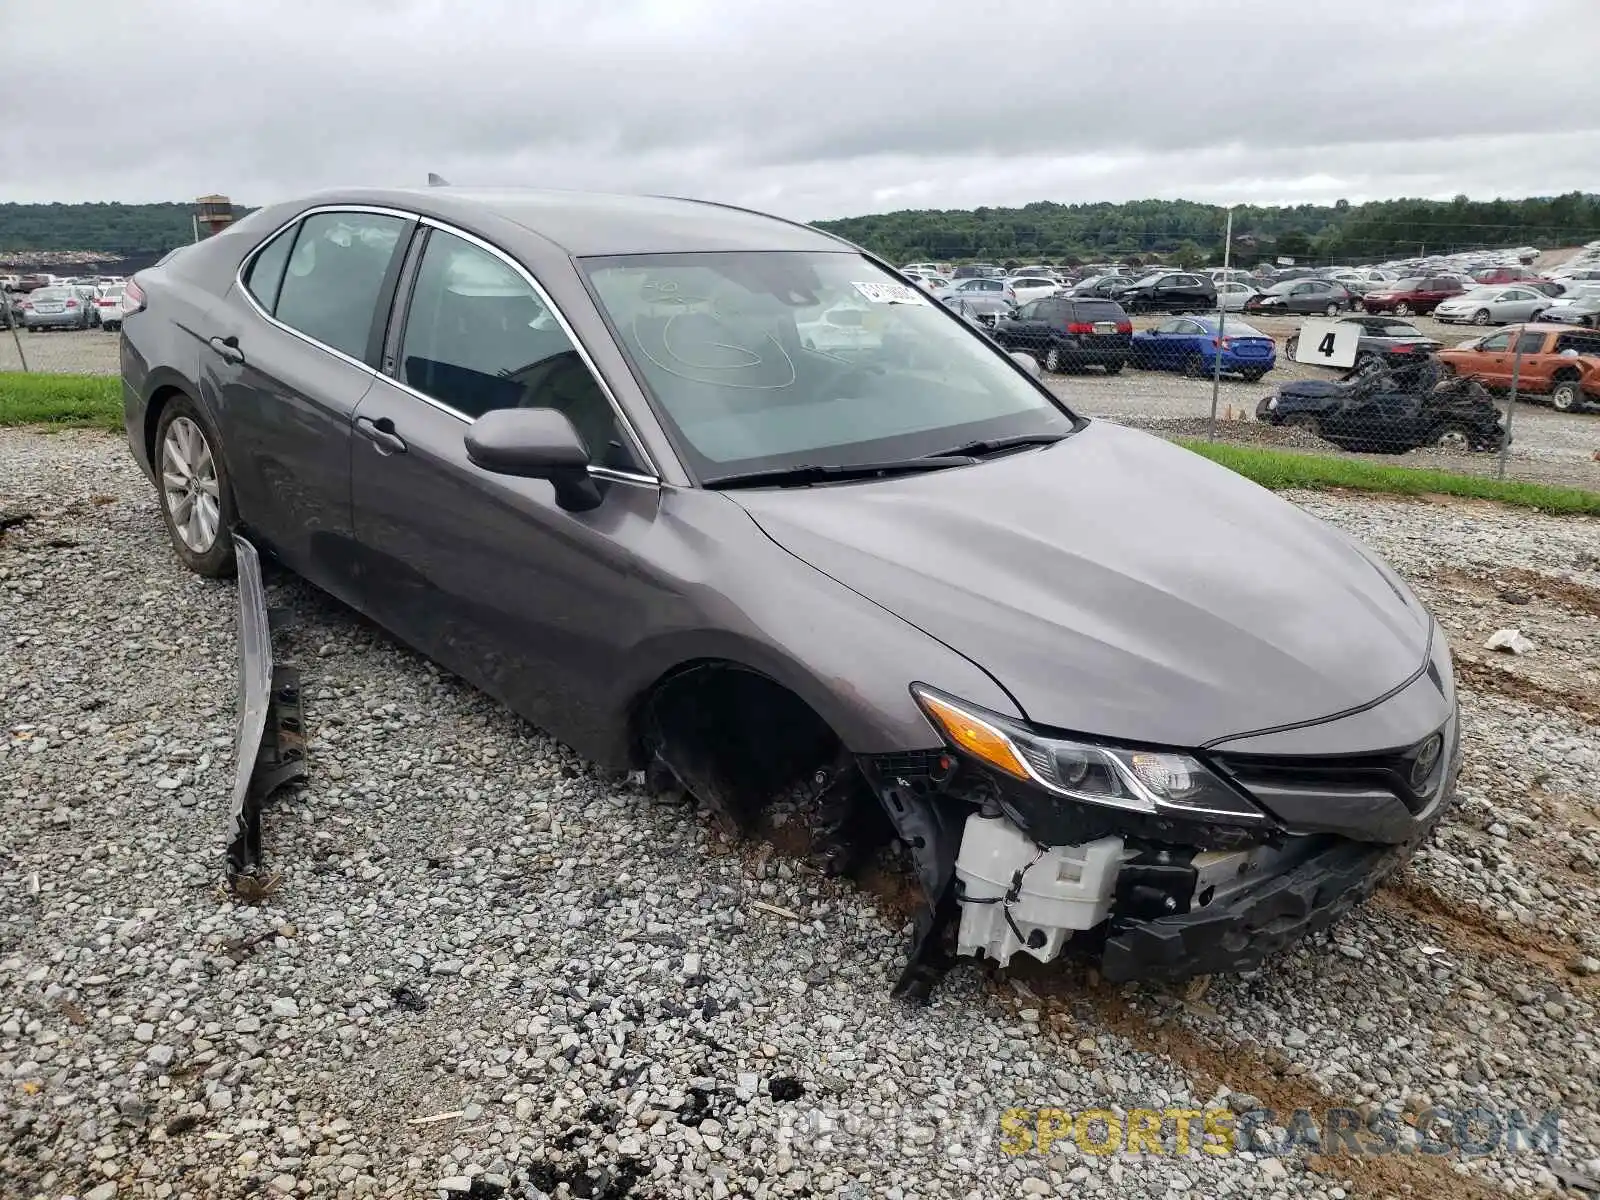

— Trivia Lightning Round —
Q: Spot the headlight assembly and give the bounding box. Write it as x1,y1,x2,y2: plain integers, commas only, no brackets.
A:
912,685,1267,825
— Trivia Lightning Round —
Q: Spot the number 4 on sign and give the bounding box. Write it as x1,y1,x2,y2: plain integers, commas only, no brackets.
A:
1292,318,1359,369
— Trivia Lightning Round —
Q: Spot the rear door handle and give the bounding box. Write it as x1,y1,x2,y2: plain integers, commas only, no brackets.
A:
208,335,245,365
356,416,407,455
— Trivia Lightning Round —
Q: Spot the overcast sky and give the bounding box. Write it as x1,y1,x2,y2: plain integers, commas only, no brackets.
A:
4,0,1598,221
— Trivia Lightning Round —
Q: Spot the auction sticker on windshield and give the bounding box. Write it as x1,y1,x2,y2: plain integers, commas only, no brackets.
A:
852,280,928,305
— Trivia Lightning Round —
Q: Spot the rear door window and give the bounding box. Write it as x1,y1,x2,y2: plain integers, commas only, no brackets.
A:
273,212,408,360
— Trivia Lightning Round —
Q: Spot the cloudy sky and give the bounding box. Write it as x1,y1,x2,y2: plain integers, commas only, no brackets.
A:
4,0,1598,221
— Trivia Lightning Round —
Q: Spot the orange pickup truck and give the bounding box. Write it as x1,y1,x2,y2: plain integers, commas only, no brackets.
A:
1437,323,1600,413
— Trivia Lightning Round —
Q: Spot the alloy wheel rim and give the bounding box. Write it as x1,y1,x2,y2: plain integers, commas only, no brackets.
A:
161,417,221,553
1436,429,1469,450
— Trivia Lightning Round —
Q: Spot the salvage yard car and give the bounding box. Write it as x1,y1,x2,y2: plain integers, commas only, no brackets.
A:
120,187,1462,997
1438,323,1600,412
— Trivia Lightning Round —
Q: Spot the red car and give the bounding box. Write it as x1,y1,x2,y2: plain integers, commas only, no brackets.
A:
1361,276,1466,316
1472,266,1545,286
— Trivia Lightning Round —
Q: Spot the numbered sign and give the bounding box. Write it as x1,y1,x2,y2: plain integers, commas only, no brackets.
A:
1292,317,1359,369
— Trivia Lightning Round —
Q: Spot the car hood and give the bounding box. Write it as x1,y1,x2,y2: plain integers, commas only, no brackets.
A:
729,422,1431,748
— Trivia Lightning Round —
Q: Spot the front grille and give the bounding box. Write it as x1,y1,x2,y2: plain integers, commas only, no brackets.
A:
1211,725,1451,817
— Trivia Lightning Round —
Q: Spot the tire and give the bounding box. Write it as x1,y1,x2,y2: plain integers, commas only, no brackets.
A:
1103,360,1124,375
1551,379,1582,413
1473,308,1491,325
1354,351,1376,369
1324,302,1340,317
154,394,238,578
1284,336,1298,357
1182,352,1206,378
1242,368,1267,383
1044,345,1064,373
1394,302,1413,316
1438,362,1456,377
1431,423,1473,451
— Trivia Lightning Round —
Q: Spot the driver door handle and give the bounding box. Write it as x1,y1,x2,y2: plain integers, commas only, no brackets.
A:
356,416,407,455
208,335,245,365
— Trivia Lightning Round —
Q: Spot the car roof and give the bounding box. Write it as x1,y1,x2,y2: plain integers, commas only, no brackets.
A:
287,187,853,257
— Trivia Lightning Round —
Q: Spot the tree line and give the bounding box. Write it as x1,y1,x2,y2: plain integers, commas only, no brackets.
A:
0,202,256,257
810,193,1600,267
4,193,1598,268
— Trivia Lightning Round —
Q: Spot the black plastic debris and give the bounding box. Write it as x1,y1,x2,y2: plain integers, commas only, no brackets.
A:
389,985,428,1013
767,1076,805,1102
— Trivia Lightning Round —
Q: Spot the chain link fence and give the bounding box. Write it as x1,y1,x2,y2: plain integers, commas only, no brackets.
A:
920,249,1600,497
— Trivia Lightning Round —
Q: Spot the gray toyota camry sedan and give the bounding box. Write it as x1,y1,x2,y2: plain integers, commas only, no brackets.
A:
121,188,1460,998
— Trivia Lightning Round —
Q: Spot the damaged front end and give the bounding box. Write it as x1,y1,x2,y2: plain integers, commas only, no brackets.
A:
858,684,1461,1000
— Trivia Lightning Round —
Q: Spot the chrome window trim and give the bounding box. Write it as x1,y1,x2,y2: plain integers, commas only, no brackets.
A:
234,204,417,376
232,204,661,484
416,216,660,480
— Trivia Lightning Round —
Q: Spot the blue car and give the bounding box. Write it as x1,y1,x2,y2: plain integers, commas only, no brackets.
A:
1130,316,1276,381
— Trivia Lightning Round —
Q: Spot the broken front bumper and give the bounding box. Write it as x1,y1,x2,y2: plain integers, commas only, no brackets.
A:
226,534,307,886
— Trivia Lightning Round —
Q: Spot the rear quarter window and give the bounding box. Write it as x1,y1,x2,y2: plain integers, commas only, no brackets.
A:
1555,332,1600,356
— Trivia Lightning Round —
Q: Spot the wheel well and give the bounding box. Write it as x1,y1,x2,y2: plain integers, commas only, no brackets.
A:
143,384,189,468
1551,367,1580,383
631,659,840,819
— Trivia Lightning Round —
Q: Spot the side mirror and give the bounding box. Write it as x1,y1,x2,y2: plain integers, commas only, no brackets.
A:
464,408,602,512
1009,351,1041,379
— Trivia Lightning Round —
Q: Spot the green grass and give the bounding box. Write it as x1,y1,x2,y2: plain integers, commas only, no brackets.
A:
0,372,122,432
1179,439,1600,515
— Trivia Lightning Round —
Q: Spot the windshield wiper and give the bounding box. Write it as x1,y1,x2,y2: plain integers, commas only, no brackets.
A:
702,456,976,490
921,432,1068,459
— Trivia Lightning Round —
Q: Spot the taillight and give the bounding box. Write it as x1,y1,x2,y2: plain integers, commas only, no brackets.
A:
1213,337,1233,348
1066,322,1094,334
1117,321,1132,333
124,278,147,315
65,299,78,308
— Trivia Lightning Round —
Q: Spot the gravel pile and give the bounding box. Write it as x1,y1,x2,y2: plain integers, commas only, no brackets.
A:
3,429,1598,1200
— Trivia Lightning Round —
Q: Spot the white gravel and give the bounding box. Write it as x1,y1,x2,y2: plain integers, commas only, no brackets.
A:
2,429,1598,1200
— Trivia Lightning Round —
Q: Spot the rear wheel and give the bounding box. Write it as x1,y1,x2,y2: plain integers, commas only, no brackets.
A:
1551,379,1582,413
1324,302,1340,317
1182,352,1206,377
1103,360,1124,375
155,395,237,578
1431,423,1473,451
1044,346,1064,373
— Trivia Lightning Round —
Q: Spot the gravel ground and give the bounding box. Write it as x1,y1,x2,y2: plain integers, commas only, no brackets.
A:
0,328,121,376
3,430,1600,1200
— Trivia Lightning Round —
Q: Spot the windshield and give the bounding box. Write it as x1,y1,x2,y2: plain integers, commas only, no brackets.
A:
1218,322,1267,338
1375,322,1421,336
582,251,1077,481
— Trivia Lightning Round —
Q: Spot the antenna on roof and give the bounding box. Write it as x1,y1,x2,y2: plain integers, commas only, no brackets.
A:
427,173,450,187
